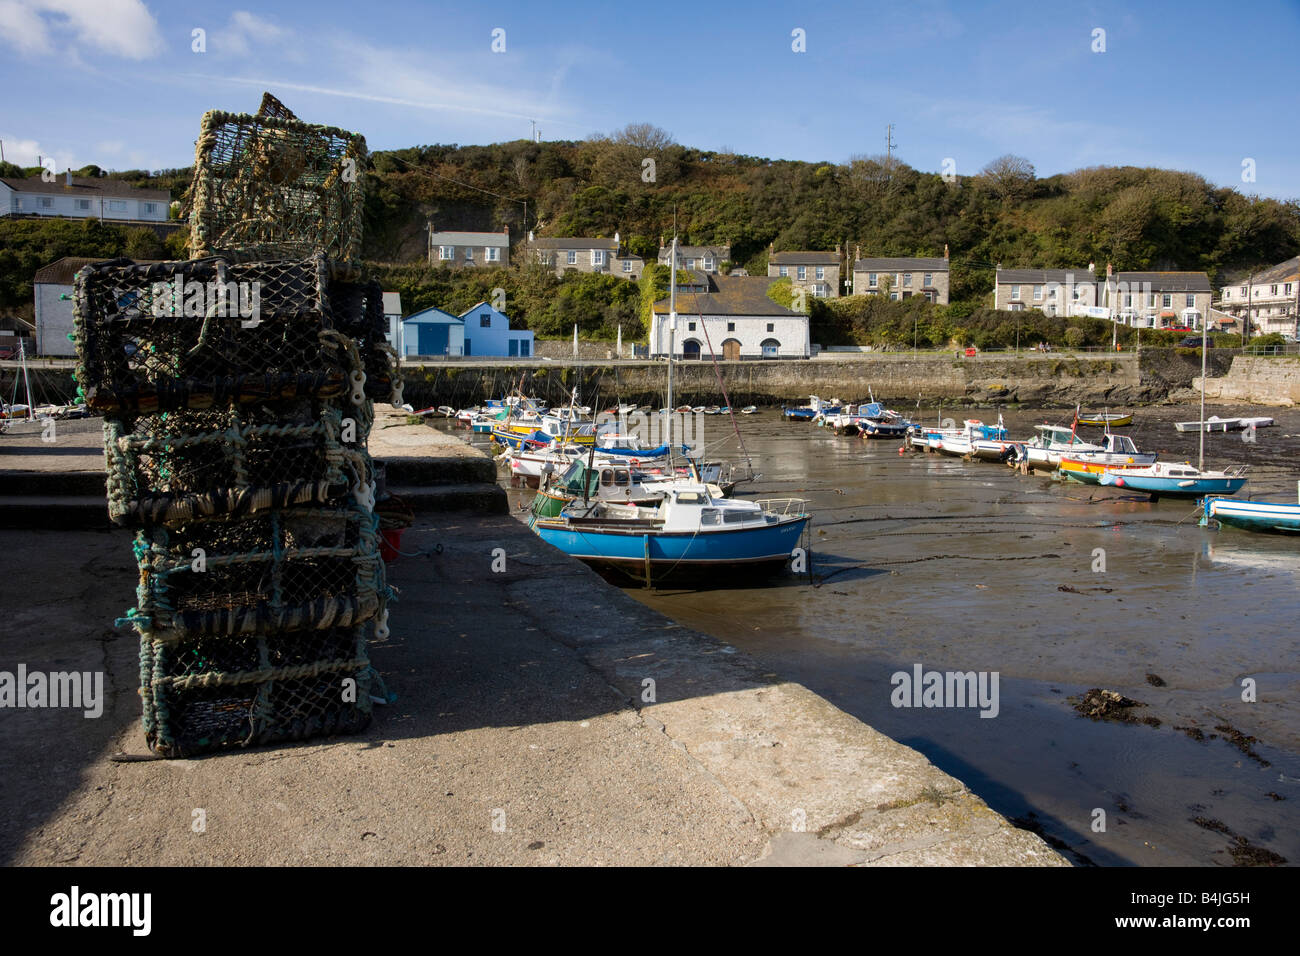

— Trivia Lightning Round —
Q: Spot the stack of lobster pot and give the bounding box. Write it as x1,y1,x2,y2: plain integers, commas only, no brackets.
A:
72,95,402,756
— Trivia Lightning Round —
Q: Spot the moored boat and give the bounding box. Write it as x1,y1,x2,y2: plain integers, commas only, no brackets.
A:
1057,435,1158,483
1077,411,1133,428
1098,462,1248,498
1203,487,1300,535
1174,415,1275,433
531,485,810,584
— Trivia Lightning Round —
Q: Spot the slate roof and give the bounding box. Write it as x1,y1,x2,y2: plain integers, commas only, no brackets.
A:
0,175,170,201
995,268,1097,284
430,231,510,246
1222,256,1298,287
658,244,730,262
855,257,948,272
1113,271,1211,293
530,237,618,251
652,274,805,317
770,250,838,265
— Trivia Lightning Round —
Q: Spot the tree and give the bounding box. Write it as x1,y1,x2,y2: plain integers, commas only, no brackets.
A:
979,155,1036,204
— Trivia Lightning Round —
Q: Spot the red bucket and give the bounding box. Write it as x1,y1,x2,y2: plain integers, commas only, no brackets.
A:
379,527,404,563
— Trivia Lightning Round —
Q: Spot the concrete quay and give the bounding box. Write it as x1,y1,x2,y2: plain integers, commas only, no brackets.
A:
0,415,1066,866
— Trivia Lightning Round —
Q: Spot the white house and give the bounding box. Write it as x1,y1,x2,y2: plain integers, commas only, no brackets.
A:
458,302,534,357
1,172,170,222
649,275,809,359
382,292,402,352
428,227,510,269
32,256,107,356
1215,255,1299,337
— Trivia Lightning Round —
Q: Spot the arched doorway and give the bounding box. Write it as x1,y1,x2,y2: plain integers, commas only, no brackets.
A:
721,338,741,361
681,339,702,360
760,338,780,358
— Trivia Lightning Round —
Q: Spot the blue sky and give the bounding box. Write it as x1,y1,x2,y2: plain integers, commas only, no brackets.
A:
2,0,1298,200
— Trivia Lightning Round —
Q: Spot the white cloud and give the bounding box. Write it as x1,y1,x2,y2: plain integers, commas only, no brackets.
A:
210,9,289,59
0,133,78,171
0,0,163,60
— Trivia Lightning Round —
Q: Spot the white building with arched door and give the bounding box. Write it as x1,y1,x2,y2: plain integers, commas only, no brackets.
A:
648,274,810,359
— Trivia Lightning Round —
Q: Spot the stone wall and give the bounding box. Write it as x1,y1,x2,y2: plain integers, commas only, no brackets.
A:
1197,355,1300,407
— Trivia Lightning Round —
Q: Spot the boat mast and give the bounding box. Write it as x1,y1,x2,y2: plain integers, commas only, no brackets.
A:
667,236,677,453
1199,303,1208,471
19,340,34,420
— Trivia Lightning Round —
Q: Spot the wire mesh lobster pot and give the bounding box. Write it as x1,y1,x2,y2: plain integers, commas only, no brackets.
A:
189,108,366,262
129,500,386,641
74,254,395,415
102,398,371,526
139,620,376,757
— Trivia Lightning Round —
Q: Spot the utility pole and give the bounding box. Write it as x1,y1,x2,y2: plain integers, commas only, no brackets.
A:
885,124,897,177
1245,271,1252,342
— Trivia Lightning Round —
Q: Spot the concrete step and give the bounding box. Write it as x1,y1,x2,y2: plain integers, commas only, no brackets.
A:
0,495,113,530
386,483,507,515
380,456,497,486
0,470,105,496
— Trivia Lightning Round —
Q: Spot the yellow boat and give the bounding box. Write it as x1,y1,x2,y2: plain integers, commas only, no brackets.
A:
1077,412,1133,427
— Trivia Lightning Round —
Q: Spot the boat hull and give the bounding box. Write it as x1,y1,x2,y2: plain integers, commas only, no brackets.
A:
1204,498,1300,534
533,515,809,578
1100,473,1247,497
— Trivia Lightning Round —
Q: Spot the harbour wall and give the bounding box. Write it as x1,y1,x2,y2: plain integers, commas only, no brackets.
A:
1196,355,1300,407
398,348,1230,409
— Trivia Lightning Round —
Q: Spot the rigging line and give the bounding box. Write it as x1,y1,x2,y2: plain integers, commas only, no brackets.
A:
695,307,755,477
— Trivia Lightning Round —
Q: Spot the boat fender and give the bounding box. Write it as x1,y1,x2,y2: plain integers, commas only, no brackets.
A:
1114,478,1125,487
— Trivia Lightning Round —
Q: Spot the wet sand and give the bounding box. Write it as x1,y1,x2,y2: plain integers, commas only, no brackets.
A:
471,405,1299,866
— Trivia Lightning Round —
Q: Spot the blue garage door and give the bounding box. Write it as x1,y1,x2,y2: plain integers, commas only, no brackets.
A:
418,323,449,356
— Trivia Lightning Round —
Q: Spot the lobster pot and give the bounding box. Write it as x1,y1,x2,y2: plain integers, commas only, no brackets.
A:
189,107,367,262
139,620,377,757
73,254,395,415
129,500,386,642
102,398,371,527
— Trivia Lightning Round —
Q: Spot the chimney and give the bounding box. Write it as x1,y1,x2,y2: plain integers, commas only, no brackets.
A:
65,168,72,186
504,224,510,237
1087,261,1095,273
995,261,1002,272
614,230,620,245
943,243,949,260
528,230,534,242
1106,262,1113,277
854,244,861,261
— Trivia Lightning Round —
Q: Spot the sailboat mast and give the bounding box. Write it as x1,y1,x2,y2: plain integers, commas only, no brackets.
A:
667,236,677,451
19,340,34,420
1199,305,1208,471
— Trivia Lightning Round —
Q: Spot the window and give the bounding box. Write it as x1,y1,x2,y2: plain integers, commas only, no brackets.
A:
703,257,713,270
1072,287,1080,301
797,266,806,280
76,199,90,210
816,266,825,280
903,273,912,287
868,272,877,287
519,340,529,357
1148,293,1157,307
480,315,491,328
890,292,898,301
464,247,474,260
924,273,933,288
1270,284,1278,295
1162,293,1172,308
1010,285,1021,300
726,322,735,331
486,247,500,262
779,266,788,277
766,323,774,332
592,250,605,266
1124,294,1133,307
39,197,53,208
1240,286,1248,295
109,200,126,211
622,260,633,273
567,250,577,265
144,202,157,214
440,246,454,260
1185,294,1195,307
688,321,696,331
1286,283,1294,295
1033,285,1043,301
686,258,696,269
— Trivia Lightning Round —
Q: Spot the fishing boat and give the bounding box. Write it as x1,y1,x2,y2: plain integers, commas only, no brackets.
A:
1174,415,1275,433
856,402,912,439
740,406,758,415
1203,487,1300,535
529,457,734,518
1098,462,1249,498
1077,411,1133,428
784,395,841,421
937,419,1010,458
531,484,810,584
1057,435,1158,483
1015,424,1103,470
